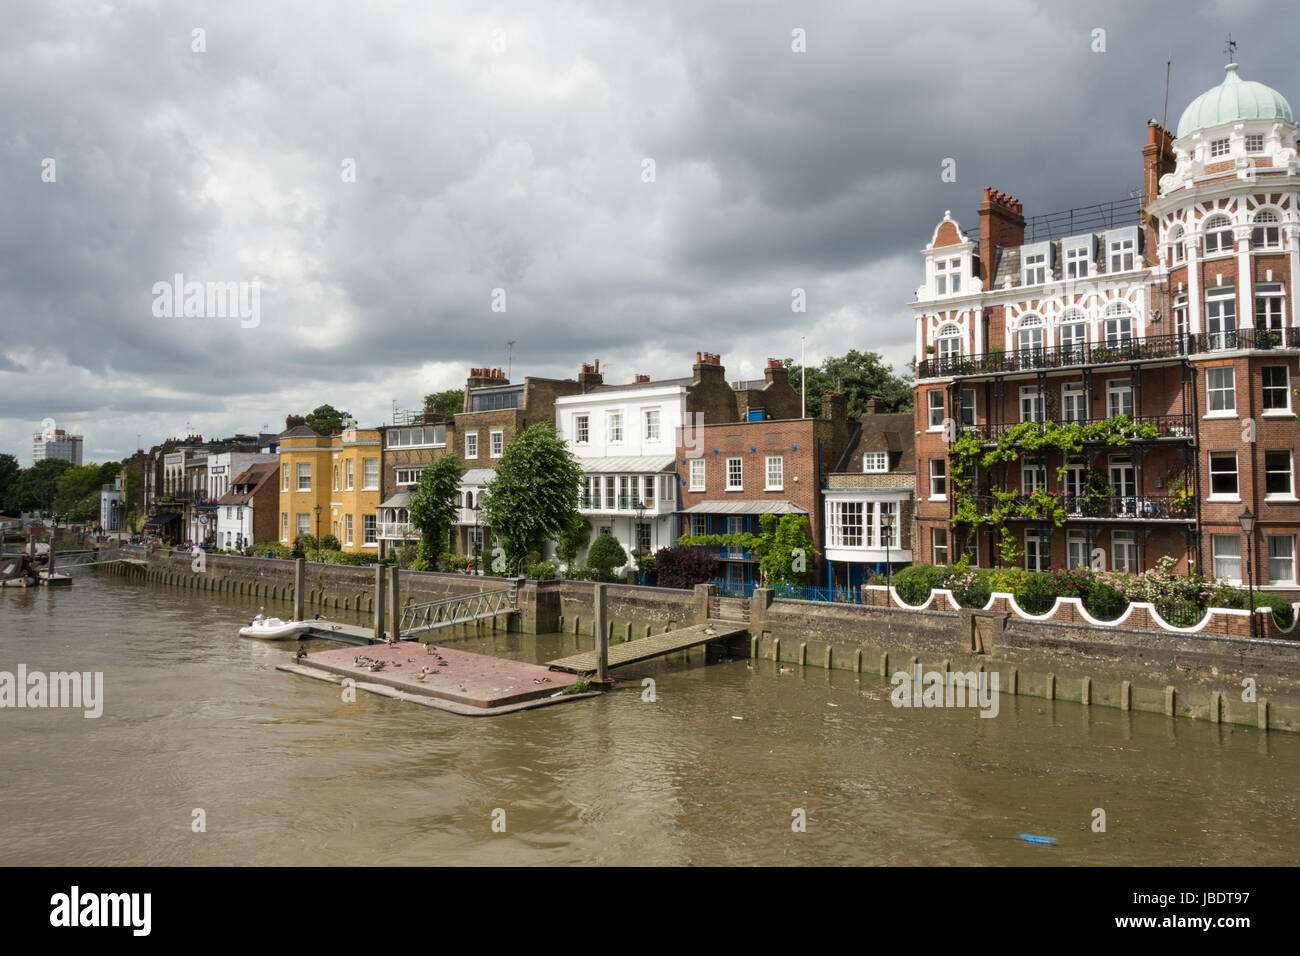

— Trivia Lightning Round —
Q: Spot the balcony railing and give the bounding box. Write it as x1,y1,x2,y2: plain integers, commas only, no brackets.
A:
962,413,1193,443
377,521,415,539
918,327,1300,379
579,494,666,513
969,493,1194,521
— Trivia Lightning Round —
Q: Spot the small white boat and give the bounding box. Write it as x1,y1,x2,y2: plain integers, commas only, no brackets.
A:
239,616,312,641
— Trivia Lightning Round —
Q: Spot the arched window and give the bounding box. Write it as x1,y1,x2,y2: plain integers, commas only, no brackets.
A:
1103,302,1133,345
1016,314,1045,353
1167,225,1185,264
1252,209,1281,249
465,491,474,509
1203,214,1233,255
935,323,962,365
1059,307,1087,358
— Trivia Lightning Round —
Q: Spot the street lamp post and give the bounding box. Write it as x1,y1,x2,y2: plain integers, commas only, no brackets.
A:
881,512,895,591
314,504,322,562
634,499,646,584
472,502,482,575
1239,507,1257,639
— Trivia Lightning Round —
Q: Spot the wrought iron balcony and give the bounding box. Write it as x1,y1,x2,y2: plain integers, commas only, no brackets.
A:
968,493,1194,521
961,413,1193,444
918,327,1300,379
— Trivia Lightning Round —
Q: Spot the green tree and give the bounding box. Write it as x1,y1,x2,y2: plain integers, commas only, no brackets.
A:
52,465,104,521
7,458,72,513
482,423,583,567
585,533,628,582
303,404,353,436
555,513,592,565
422,388,464,419
408,454,464,566
679,513,819,586
783,349,912,418
0,454,18,512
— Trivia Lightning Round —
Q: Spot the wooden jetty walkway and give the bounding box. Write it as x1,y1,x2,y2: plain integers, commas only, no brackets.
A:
547,621,748,674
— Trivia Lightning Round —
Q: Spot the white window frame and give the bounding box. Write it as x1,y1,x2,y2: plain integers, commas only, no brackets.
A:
1108,237,1135,272
927,389,945,429
1245,133,1264,153
863,452,888,473
465,432,478,458
959,389,976,427
1106,378,1134,419
362,458,378,491
345,513,353,547
575,414,589,444
362,514,376,546
396,468,423,486
281,512,288,541
1066,531,1089,570
725,457,743,491
1113,530,1138,574
607,411,624,444
1203,215,1233,255
643,409,661,441
296,462,311,492
689,458,706,491
1021,463,1046,495
282,465,289,492
1024,530,1049,572
1208,452,1239,500
296,513,310,537
765,455,784,491
1267,535,1296,585
1255,283,1285,331
1210,138,1230,158
1265,450,1295,499
935,325,962,364
1022,251,1047,286
490,429,504,458
1252,210,1281,249
1062,382,1087,423
829,501,864,548
934,257,962,296
1211,534,1242,584
929,459,947,500
932,527,949,565
1262,365,1291,412
1205,290,1237,349
1064,243,1090,279
345,458,354,491
1017,314,1045,353
1019,385,1044,423
1103,303,1134,344
1206,366,1236,414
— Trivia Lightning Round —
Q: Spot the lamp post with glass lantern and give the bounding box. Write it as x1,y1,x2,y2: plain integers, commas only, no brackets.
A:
313,504,322,562
1239,507,1257,639
472,502,482,574
881,511,895,591
634,499,646,584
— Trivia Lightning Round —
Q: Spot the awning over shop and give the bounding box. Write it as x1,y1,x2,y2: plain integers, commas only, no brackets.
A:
577,455,677,474
679,500,808,516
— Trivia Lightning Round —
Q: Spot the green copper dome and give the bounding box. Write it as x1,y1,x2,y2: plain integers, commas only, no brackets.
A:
1177,64,1293,138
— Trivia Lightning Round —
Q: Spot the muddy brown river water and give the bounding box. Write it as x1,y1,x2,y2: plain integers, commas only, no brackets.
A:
1,573,1297,865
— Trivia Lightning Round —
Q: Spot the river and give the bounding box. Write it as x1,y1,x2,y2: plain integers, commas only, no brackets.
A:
1,572,1297,865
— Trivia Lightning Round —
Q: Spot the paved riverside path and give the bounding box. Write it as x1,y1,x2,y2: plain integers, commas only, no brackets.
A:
547,622,748,674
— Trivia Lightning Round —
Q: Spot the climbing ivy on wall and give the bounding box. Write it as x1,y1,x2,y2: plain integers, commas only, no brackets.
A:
948,415,1162,565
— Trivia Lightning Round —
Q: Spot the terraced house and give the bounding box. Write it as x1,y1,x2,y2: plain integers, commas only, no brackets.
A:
913,62,1300,592
277,420,382,554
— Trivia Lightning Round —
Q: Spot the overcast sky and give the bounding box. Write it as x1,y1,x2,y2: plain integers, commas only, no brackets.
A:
0,0,1290,464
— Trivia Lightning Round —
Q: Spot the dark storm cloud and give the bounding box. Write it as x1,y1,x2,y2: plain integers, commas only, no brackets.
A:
0,0,1292,461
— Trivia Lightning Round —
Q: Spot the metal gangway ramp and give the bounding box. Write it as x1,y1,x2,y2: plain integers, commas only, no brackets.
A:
398,583,520,638
547,622,748,674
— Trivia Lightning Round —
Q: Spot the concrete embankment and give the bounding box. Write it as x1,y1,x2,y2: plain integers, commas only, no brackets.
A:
100,550,1300,733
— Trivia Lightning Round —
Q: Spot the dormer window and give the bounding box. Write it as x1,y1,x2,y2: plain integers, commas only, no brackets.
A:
1246,133,1264,153
1108,237,1135,272
935,257,962,295
1252,209,1280,249
1020,243,1050,286
1210,138,1230,158
1064,243,1090,278
863,452,889,473
1203,214,1233,255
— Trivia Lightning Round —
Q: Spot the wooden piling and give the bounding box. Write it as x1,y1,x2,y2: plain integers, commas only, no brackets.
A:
374,564,386,640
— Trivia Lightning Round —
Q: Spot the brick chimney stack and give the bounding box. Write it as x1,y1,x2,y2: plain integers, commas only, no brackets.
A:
578,360,604,391
763,357,790,390
977,187,1025,290
633,373,650,383
692,351,726,386
466,366,509,390
821,390,850,460
1142,122,1176,265
864,394,884,414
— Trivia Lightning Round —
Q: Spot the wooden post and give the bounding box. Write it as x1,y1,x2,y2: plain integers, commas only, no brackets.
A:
293,558,305,621
389,566,401,641
594,583,608,684
373,564,386,640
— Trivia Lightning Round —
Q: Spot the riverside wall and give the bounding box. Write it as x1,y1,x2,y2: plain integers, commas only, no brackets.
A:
100,549,1300,732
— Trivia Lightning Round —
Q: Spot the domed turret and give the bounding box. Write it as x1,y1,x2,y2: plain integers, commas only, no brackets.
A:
1176,63,1293,138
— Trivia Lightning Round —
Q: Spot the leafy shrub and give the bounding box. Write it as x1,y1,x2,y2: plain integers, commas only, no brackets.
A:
320,533,341,551
1014,572,1056,614
983,567,1030,595
586,534,628,582
1254,592,1296,630
293,533,317,553
1083,579,1128,621
891,564,948,606
524,560,558,580
436,551,472,573
654,545,720,590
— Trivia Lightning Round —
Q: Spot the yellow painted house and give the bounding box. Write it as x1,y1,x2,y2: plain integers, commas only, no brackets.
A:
275,424,382,554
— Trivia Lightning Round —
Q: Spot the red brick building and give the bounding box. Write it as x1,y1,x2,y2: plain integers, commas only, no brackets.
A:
912,63,1300,594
